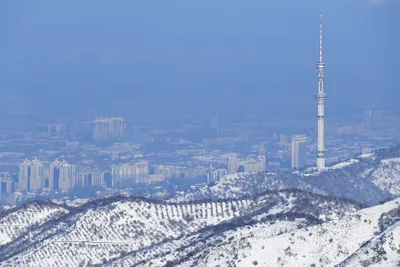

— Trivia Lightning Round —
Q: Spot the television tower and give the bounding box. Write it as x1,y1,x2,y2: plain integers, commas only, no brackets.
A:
316,14,326,170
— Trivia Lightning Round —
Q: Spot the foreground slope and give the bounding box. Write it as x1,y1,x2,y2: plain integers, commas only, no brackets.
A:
101,198,400,267
157,198,400,267
0,190,360,267
338,205,400,267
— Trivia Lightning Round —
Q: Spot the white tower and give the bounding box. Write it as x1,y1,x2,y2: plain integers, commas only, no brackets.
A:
316,14,326,170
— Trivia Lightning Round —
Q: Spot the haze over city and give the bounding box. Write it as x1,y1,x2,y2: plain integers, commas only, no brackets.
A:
0,0,399,120
0,1,400,266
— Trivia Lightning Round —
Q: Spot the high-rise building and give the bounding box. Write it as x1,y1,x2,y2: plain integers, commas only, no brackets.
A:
18,159,31,191
239,157,266,173
18,159,44,191
93,117,125,143
49,159,63,190
49,160,78,193
227,156,238,174
291,134,308,169
206,169,227,183
0,174,14,205
315,14,326,170
257,156,266,172
0,177,15,193
257,148,267,170
134,161,150,184
30,159,45,191
59,163,78,193
75,172,105,187
154,165,178,179
112,161,150,187
112,164,136,187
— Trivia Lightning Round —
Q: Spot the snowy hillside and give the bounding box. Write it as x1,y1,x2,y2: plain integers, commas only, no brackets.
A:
1,146,400,266
169,198,400,267
0,202,68,246
175,145,400,205
0,189,361,267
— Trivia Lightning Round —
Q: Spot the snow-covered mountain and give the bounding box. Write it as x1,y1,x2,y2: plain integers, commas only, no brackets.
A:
0,189,362,266
1,146,400,266
175,145,400,205
168,198,400,267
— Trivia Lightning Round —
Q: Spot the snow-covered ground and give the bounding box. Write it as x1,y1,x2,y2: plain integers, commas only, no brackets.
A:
1,146,400,266
0,190,362,266
0,202,68,246
173,198,400,267
372,158,400,196
174,147,400,205
327,158,360,170
231,199,399,267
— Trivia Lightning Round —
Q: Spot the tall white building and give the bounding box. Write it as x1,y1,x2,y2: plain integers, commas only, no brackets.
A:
291,134,308,169
1,177,15,193
206,169,227,183
49,159,63,190
30,159,45,191
49,160,78,193
112,161,149,187
75,172,105,187
154,165,178,179
315,14,326,170
18,159,31,191
135,161,150,184
93,116,125,143
18,158,44,192
240,157,265,173
59,163,78,193
227,156,238,174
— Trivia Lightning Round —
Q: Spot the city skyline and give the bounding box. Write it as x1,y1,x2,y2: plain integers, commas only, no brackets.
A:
0,4,398,207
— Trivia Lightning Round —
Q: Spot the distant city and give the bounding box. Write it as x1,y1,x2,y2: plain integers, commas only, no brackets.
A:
0,105,399,206
0,13,399,207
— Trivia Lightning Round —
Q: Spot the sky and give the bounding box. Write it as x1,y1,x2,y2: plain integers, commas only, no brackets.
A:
0,0,399,118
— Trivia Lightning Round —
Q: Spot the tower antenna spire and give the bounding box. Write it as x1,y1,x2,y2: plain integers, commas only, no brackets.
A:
316,13,326,171
319,13,323,63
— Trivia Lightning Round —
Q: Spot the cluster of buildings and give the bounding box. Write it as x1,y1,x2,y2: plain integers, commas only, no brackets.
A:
227,155,266,174
111,162,150,186
93,117,125,143
17,159,111,193
2,152,270,200
206,168,228,183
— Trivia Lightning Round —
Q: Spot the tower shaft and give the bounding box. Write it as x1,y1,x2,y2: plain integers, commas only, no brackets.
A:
316,14,326,170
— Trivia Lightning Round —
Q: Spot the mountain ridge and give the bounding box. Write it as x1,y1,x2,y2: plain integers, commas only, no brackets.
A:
174,145,400,205
1,145,400,266
0,188,362,266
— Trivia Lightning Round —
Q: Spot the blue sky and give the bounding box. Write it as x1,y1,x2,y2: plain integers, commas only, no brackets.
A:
0,0,398,116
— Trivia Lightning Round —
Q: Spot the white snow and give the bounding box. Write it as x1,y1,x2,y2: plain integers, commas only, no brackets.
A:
0,191,362,267
372,157,400,196
328,158,360,170
0,203,68,246
358,153,375,159
175,198,400,267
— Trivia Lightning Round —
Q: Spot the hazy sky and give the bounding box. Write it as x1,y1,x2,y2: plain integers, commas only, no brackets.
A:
0,0,398,117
